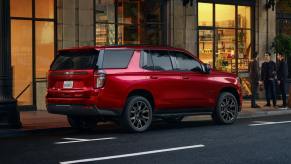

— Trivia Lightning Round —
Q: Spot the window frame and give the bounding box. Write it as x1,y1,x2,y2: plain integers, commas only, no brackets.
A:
10,0,57,111
94,0,166,46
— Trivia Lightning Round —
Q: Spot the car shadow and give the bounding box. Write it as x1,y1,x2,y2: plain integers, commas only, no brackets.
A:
0,118,226,140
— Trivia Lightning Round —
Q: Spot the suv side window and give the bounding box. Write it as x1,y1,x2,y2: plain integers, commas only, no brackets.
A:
142,50,173,71
141,50,154,70
103,49,134,68
170,51,203,72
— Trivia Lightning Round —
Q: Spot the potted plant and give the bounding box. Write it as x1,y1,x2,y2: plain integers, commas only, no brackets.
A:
272,34,291,107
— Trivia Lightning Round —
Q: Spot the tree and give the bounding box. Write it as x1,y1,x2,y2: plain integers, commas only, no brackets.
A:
272,34,291,57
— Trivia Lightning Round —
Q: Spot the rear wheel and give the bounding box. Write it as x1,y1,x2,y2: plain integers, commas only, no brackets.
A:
212,92,238,124
67,116,98,130
121,96,153,132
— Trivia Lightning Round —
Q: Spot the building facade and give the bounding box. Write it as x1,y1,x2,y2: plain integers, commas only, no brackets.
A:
1,0,277,111
277,0,291,78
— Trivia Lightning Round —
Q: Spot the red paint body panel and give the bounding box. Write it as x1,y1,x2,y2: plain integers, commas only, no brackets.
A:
46,46,242,116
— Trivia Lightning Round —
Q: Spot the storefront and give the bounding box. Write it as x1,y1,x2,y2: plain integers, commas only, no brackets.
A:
196,0,255,96
0,0,277,111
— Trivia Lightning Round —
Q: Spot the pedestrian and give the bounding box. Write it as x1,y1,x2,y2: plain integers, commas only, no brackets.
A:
276,52,288,108
260,52,277,107
249,52,260,108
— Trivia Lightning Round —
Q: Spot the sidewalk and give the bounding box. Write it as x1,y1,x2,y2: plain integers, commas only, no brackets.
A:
1,100,291,135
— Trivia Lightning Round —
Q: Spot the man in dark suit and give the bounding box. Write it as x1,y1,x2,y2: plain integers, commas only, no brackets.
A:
277,52,288,108
249,52,260,108
260,52,277,107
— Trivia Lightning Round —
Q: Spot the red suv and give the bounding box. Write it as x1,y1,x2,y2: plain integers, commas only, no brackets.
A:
46,46,242,132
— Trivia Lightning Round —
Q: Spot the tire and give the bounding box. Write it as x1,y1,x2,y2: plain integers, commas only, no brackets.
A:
163,116,184,124
67,116,98,131
121,96,153,132
212,92,239,124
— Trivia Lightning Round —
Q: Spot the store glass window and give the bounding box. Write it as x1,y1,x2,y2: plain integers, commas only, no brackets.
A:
198,3,213,26
215,29,236,73
238,6,251,29
11,20,33,105
10,0,55,109
10,0,32,17
35,21,54,78
95,0,163,45
215,4,235,28
95,0,116,45
35,0,54,19
141,24,162,45
238,30,251,73
199,30,213,66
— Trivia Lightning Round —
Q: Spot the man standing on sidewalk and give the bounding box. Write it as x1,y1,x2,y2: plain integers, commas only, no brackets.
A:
260,52,277,107
249,52,260,108
277,52,288,108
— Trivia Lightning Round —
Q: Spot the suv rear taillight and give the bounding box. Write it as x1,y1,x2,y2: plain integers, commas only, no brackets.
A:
94,70,106,88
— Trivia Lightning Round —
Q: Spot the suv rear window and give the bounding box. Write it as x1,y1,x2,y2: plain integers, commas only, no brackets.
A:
102,50,134,68
51,51,99,70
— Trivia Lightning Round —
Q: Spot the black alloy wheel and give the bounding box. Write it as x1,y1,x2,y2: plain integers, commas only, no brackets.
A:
122,96,153,132
212,92,239,124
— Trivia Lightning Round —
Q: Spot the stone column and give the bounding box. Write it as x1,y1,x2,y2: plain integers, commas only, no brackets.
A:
169,0,196,55
256,0,276,60
0,0,22,128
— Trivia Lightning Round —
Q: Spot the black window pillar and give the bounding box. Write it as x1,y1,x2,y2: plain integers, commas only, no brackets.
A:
0,0,22,128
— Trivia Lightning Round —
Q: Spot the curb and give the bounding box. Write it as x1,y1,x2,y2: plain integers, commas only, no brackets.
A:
238,109,291,119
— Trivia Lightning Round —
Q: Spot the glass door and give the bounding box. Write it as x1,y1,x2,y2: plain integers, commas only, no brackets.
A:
215,29,236,73
198,30,213,66
11,20,33,106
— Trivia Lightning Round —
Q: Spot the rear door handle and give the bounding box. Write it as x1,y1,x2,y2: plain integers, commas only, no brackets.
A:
150,76,158,79
182,76,190,79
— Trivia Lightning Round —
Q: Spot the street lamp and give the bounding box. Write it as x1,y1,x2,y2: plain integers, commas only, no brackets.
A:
0,0,22,128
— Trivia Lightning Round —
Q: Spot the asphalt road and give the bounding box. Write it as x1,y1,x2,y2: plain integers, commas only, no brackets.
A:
1,115,291,164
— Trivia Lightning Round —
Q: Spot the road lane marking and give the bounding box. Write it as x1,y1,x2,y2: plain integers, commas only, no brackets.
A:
55,137,116,145
249,121,291,126
60,144,205,164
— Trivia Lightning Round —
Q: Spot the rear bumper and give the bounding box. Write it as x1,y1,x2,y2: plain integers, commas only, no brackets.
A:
47,104,121,117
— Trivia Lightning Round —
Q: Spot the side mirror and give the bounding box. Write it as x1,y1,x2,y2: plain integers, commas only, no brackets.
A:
203,64,211,74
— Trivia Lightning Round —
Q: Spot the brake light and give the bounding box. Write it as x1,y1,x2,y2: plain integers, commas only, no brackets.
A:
94,70,106,88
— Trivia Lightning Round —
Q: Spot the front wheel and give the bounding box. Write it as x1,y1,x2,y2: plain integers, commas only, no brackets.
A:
121,96,153,132
212,92,239,124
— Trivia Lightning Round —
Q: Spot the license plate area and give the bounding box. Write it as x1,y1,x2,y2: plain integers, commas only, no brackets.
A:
63,81,73,89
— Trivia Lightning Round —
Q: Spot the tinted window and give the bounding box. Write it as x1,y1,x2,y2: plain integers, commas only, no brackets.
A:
151,50,173,71
141,50,154,70
51,51,99,70
171,51,202,72
103,50,134,68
